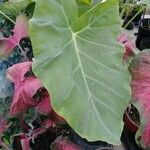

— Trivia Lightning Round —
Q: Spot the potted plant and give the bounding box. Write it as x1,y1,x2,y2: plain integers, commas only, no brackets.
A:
120,0,145,28
136,18,150,50
117,31,150,149
0,0,131,149
0,0,150,149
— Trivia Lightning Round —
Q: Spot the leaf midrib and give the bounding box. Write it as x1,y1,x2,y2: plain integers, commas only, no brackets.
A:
72,33,92,100
60,0,92,100
60,1,118,139
72,33,116,138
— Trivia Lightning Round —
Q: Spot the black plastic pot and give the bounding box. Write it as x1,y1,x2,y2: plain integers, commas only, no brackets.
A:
121,126,142,150
121,105,141,150
136,18,150,50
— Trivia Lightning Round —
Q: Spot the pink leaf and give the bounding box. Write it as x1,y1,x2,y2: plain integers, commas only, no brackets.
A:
0,15,29,56
7,62,32,89
129,50,150,148
21,136,30,150
7,62,42,116
117,34,128,43
36,92,52,115
141,121,150,148
12,15,29,42
36,91,66,124
130,50,150,110
42,119,54,129
117,34,135,63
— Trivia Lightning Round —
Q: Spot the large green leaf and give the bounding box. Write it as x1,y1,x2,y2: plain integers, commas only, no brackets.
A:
29,0,131,144
78,0,91,4
76,0,92,17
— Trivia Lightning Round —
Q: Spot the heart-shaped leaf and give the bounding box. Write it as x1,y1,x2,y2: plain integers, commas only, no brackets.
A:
29,0,131,144
7,62,42,116
129,50,150,148
0,15,29,57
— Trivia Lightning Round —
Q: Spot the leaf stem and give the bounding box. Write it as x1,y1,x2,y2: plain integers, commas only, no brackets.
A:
123,7,144,29
0,10,15,24
18,44,29,61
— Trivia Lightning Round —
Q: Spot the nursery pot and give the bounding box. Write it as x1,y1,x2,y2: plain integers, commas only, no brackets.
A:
136,18,150,50
121,106,142,150
124,106,140,132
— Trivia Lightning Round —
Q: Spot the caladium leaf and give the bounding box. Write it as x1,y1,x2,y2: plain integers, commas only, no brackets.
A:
0,15,29,57
117,34,136,64
129,50,150,148
7,62,42,116
30,0,131,144
141,121,150,148
21,136,30,150
7,61,32,88
36,91,66,123
36,92,52,115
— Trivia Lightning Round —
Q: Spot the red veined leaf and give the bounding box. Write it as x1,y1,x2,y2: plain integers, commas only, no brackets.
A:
0,15,29,57
21,136,30,150
42,119,54,129
141,121,150,148
36,92,52,115
35,91,66,124
12,15,29,42
7,62,32,89
7,62,42,116
129,50,150,148
117,34,135,63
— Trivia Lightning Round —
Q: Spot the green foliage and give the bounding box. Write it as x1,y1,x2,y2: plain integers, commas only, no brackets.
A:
29,0,131,144
0,1,31,18
77,0,91,4
76,0,92,17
